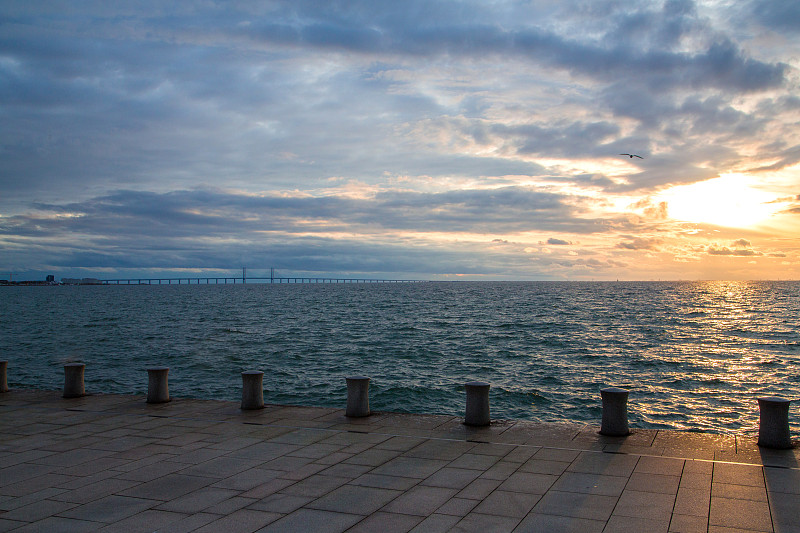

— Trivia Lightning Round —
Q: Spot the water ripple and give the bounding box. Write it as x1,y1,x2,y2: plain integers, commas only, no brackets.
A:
2,280,799,435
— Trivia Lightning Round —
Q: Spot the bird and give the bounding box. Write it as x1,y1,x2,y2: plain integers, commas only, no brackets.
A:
620,153,643,159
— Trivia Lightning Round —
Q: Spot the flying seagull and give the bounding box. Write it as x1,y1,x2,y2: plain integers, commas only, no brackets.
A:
620,153,643,159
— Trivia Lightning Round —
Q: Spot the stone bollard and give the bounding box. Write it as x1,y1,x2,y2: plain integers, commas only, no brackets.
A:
757,397,792,449
146,367,170,404
345,376,371,417
464,381,490,426
63,363,86,398
0,360,8,393
600,387,630,436
241,371,265,410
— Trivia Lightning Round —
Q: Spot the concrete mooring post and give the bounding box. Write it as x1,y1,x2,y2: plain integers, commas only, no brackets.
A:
146,367,170,404
600,387,630,436
758,397,792,449
0,360,8,393
241,371,265,410
464,381,490,426
345,376,370,417
63,363,86,398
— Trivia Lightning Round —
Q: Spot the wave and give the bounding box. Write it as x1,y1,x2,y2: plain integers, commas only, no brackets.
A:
3,280,799,434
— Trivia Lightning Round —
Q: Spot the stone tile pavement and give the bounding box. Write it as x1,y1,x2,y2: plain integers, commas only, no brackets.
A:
1,389,798,532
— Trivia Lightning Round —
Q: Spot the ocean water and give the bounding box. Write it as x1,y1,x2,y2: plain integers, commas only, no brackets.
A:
2,281,798,435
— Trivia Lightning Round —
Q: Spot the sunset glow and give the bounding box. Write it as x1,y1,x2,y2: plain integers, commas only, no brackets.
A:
1,1,799,281
659,175,783,229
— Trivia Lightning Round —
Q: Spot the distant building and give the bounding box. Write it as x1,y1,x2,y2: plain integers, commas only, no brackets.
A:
46,275,55,283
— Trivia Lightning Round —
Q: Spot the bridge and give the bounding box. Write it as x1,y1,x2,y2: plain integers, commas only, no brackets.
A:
96,268,425,285
99,276,424,285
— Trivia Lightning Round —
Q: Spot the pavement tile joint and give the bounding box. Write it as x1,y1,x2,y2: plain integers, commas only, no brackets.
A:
1,389,799,532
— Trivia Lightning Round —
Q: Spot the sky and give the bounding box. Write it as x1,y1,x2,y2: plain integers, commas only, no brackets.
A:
1,0,799,281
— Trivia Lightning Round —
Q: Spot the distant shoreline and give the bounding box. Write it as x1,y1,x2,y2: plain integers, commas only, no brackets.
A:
3,279,799,285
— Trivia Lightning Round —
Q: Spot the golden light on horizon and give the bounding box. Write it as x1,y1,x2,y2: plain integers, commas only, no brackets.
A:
657,174,782,228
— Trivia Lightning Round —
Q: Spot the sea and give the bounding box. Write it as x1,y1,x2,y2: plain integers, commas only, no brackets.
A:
2,281,798,435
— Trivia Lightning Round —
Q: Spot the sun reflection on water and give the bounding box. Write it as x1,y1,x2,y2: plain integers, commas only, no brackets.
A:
640,280,797,434
2,280,798,435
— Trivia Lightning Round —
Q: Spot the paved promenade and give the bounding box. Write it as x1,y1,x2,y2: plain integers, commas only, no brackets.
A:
1,390,798,532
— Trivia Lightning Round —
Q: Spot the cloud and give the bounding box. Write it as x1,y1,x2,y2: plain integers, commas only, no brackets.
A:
3,186,622,242
748,144,800,173
0,1,798,280
746,0,800,32
0,3,789,204
239,1,787,92
707,246,762,256
617,238,662,250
